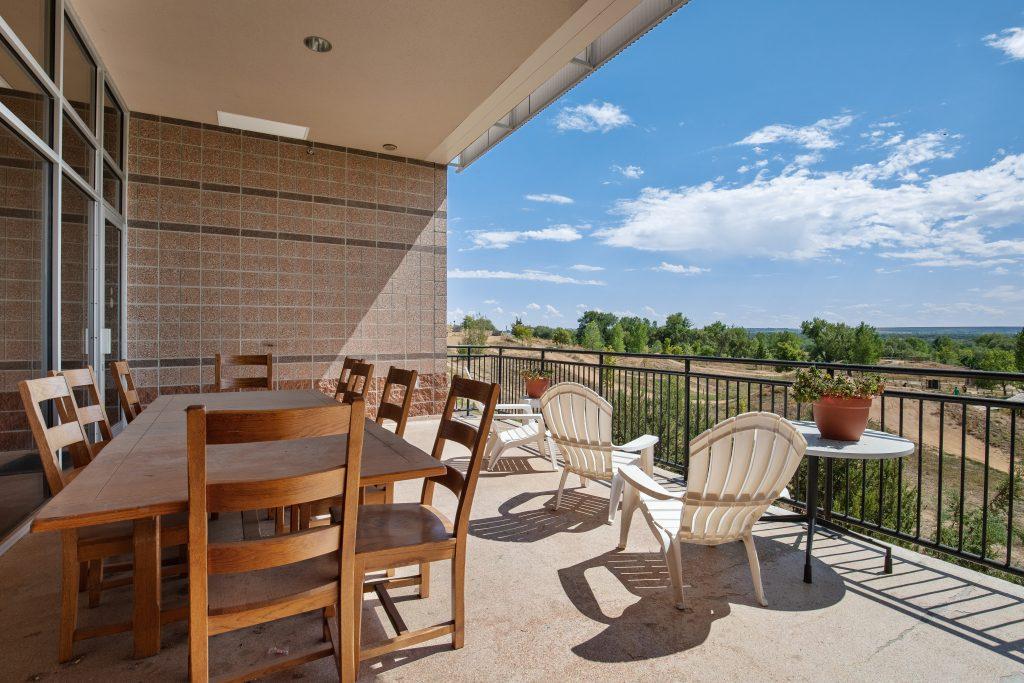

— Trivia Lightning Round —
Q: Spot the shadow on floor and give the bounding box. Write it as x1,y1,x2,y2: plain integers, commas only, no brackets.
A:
759,522,1024,665
469,488,613,542
559,538,847,663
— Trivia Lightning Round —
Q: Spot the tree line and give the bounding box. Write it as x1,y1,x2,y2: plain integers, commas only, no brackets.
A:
457,311,1024,375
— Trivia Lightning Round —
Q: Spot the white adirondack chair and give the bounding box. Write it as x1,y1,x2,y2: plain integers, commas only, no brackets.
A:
540,382,659,524
487,402,556,471
617,412,806,609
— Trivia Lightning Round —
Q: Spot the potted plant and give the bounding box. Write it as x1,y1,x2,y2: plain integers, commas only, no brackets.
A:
792,367,885,441
521,368,553,398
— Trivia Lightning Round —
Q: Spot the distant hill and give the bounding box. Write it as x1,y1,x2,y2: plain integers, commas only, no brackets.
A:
747,326,1021,340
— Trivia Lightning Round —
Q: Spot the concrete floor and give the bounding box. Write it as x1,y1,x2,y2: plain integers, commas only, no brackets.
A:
1,417,1023,681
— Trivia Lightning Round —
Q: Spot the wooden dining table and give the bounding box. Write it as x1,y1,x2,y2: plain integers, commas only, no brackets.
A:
31,389,447,658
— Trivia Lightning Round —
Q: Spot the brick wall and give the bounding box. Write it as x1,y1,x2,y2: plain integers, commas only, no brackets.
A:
126,113,449,415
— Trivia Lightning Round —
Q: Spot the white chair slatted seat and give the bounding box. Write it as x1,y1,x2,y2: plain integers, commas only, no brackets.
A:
617,411,807,608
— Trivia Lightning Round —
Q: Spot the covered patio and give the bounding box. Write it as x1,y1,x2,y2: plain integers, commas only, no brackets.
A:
1,421,1022,680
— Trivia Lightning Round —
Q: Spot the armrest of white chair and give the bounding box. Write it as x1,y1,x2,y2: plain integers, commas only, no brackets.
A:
616,434,659,452
617,464,683,502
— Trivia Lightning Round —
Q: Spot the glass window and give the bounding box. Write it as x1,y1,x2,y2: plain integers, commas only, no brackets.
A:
102,161,120,211
103,219,122,422
0,1,52,74
0,33,52,141
0,119,50,535
60,175,93,371
102,84,122,166
62,16,95,130
62,115,94,182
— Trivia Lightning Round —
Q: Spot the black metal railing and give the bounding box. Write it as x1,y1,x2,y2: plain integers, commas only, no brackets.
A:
448,344,1024,579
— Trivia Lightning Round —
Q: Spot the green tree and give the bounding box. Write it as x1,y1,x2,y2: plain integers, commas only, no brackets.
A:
801,318,881,363
580,321,604,350
851,322,883,364
1016,328,1024,372
658,313,694,347
552,328,574,346
608,323,626,353
770,331,810,362
620,316,651,353
576,311,618,344
932,335,965,365
510,317,533,342
460,314,492,346
967,348,1017,392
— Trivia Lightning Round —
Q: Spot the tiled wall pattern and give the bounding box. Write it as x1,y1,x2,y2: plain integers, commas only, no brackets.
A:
126,113,449,415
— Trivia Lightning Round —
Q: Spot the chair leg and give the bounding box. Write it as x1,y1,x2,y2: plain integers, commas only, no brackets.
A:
488,440,504,471
545,435,558,470
553,468,570,510
617,485,639,550
342,566,364,681
742,532,767,607
87,559,103,607
452,551,466,649
666,537,686,610
384,484,396,578
419,562,431,599
59,531,79,663
607,472,625,525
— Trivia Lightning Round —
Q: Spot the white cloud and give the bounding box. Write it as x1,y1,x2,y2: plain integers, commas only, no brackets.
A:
597,131,1024,268
470,223,586,249
493,306,504,314
737,114,854,150
448,269,605,285
983,284,1024,302
612,164,645,179
524,193,574,204
570,264,604,272
643,306,657,318
526,303,541,310
653,262,709,275
544,304,561,317
983,27,1024,61
483,299,498,305
448,307,465,321
738,159,769,174
554,101,632,133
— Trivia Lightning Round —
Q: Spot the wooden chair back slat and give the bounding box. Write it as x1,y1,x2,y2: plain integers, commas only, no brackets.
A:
335,357,365,397
50,366,114,447
208,525,342,575
376,366,417,437
215,353,273,392
422,376,499,536
19,376,92,494
337,361,374,405
187,398,365,680
108,360,142,422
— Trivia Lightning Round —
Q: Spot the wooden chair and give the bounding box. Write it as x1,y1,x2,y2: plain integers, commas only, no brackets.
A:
363,366,418,506
336,356,365,395
335,361,374,404
186,399,366,681
109,360,142,422
617,412,807,608
19,376,187,662
540,382,659,523
214,353,273,392
50,366,113,457
333,375,499,664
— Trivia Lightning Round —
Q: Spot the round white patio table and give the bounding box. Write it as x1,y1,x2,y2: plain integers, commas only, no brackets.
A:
767,420,916,583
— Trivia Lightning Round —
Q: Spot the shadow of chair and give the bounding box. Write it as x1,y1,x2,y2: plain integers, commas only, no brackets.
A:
469,489,614,543
558,537,847,663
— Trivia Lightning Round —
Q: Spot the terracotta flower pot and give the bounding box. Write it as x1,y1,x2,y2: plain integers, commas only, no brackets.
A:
525,377,551,399
813,396,873,441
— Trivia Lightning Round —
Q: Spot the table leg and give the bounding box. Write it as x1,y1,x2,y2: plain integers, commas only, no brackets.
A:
804,456,818,584
133,516,161,658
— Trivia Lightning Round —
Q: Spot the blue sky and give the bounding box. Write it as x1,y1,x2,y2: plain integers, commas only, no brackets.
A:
447,1,1024,330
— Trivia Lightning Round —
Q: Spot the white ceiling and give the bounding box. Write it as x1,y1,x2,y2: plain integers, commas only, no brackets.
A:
68,0,644,163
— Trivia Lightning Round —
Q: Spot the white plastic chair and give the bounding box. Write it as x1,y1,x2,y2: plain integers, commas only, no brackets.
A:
617,412,806,609
487,402,556,471
540,382,658,524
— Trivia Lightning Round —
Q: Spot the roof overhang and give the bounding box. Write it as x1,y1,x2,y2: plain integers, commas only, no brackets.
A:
68,0,687,166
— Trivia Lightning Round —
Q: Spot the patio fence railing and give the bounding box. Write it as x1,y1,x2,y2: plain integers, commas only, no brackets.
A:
447,344,1024,580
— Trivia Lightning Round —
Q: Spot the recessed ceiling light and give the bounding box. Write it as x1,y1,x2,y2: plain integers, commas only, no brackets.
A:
304,35,332,53
382,143,397,151
217,111,310,140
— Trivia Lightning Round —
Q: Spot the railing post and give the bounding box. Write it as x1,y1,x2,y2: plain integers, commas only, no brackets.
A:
540,348,546,373
497,347,504,400
683,358,691,472
598,352,605,398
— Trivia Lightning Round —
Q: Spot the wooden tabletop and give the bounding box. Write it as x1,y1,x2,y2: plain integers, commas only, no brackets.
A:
32,390,445,532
